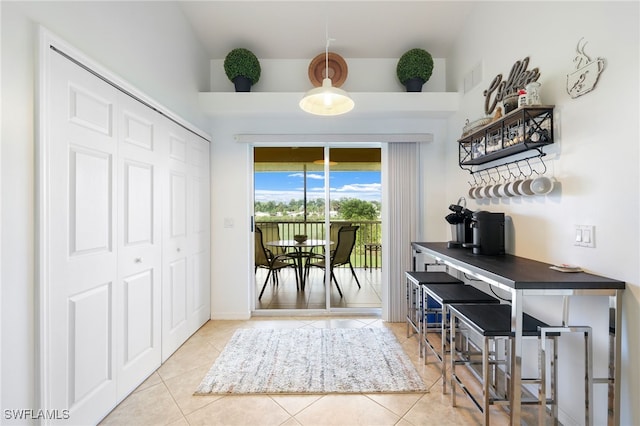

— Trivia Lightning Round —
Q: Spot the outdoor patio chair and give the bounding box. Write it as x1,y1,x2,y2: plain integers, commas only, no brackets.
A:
255,227,297,300
329,221,351,243
258,222,287,257
307,225,361,297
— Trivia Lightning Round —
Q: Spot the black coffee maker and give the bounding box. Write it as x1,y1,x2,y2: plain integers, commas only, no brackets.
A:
445,201,474,248
463,211,505,255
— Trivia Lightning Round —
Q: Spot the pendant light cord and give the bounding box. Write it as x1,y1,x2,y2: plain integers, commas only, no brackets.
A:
325,40,329,78
324,12,335,81
325,20,329,80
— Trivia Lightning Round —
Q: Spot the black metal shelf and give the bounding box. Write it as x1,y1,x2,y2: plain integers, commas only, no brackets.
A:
460,140,552,165
458,106,554,169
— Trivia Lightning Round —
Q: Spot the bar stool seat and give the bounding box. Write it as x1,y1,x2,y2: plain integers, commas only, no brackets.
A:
421,283,500,393
449,303,548,337
405,271,463,352
407,271,463,284
448,303,553,426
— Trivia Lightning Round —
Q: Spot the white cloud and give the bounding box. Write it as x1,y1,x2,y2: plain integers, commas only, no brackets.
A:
334,183,381,193
256,175,380,203
288,172,325,180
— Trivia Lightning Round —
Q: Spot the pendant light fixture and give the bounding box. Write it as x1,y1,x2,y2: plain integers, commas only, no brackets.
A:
312,159,338,166
299,26,354,116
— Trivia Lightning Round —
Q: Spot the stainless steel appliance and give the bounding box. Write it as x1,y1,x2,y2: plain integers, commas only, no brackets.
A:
445,202,474,248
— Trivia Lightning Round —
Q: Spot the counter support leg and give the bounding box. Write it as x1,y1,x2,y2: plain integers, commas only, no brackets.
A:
612,291,622,426
510,290,523,425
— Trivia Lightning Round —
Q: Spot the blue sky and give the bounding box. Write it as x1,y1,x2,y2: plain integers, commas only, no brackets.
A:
255,171,381,203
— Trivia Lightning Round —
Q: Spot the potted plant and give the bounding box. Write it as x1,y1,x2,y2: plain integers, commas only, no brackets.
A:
396,48,434,92
223,48,261,92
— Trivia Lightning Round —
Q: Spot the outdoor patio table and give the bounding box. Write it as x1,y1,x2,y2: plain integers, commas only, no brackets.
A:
266,240,332,291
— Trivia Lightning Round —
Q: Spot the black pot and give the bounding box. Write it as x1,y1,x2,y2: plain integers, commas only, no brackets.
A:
502,94,518,114
404,77,425,92
232,76,252,92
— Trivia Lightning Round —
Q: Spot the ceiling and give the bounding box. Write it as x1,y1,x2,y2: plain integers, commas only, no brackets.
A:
178,1,476,60
254,147,382,171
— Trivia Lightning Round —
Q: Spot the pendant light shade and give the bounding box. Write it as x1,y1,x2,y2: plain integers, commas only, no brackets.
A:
300,78,354,115
300,27,354,116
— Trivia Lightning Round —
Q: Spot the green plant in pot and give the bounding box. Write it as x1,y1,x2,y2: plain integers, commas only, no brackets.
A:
396,48,434,92
224,48,261,92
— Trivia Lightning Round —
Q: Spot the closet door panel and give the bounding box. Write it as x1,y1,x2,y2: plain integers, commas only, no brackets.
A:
115,94,163,400
122,270,154,360
123,162,153,245
169,258,188,327
123,112,154,151
69,147,113,255
68,283,113,405
68,83,113,136
187,137,210,329
192,250,210,316
170,172,188,238
47,51,118,425
169,132,187,162
162,127,191,360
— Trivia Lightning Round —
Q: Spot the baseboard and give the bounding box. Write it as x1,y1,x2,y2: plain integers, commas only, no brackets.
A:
210,312,251,320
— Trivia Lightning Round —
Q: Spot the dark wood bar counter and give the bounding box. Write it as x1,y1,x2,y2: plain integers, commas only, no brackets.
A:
412,242,625,290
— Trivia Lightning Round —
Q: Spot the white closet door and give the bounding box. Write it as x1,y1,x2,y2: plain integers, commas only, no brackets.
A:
47,51,118,424
162,124,191,360
114,93,163,399
187,135,210,332
43,40,210,424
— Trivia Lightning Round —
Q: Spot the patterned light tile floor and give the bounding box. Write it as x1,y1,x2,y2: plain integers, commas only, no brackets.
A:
100,317,521,426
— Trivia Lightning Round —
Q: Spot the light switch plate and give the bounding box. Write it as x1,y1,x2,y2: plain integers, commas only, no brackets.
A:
574,225,595,248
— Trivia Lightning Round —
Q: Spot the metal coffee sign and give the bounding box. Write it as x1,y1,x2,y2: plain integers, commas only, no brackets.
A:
483,57,540,115
567,38,605,98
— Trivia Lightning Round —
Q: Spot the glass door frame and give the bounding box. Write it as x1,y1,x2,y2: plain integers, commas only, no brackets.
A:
251,142,382,316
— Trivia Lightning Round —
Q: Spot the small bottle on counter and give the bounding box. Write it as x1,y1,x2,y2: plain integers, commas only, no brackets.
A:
518,89,528,108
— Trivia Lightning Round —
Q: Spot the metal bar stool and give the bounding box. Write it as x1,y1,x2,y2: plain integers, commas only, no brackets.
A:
421,283,500,394
405,270,463,354
449,303,559,426
539,325,593,426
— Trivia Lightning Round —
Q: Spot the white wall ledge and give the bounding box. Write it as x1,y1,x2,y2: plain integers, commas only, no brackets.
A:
199,92,459,118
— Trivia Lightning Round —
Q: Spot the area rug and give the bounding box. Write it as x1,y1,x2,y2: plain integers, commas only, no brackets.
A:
194,327,426,395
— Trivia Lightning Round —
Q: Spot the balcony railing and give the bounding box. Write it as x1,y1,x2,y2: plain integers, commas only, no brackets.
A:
255,220,381,269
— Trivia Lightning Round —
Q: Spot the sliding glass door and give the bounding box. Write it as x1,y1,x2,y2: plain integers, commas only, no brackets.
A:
328,147,382,309
253,146,381,312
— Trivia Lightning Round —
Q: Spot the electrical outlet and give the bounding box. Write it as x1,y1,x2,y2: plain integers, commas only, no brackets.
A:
574,225,595,248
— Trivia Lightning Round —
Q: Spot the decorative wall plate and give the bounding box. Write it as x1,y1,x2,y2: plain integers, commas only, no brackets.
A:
308,52,348,87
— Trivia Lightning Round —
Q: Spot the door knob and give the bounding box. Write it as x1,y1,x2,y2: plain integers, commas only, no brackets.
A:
135,257,143,263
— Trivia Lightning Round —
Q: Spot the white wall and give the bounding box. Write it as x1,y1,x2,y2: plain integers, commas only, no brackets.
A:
1,1,209,420
444,2,639,425
209,115,451,320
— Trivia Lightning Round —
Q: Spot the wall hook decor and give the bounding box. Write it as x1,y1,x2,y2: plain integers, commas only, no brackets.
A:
567,38,606,98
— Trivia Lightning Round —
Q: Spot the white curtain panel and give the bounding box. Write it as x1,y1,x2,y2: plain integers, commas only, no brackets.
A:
385,143,417,322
